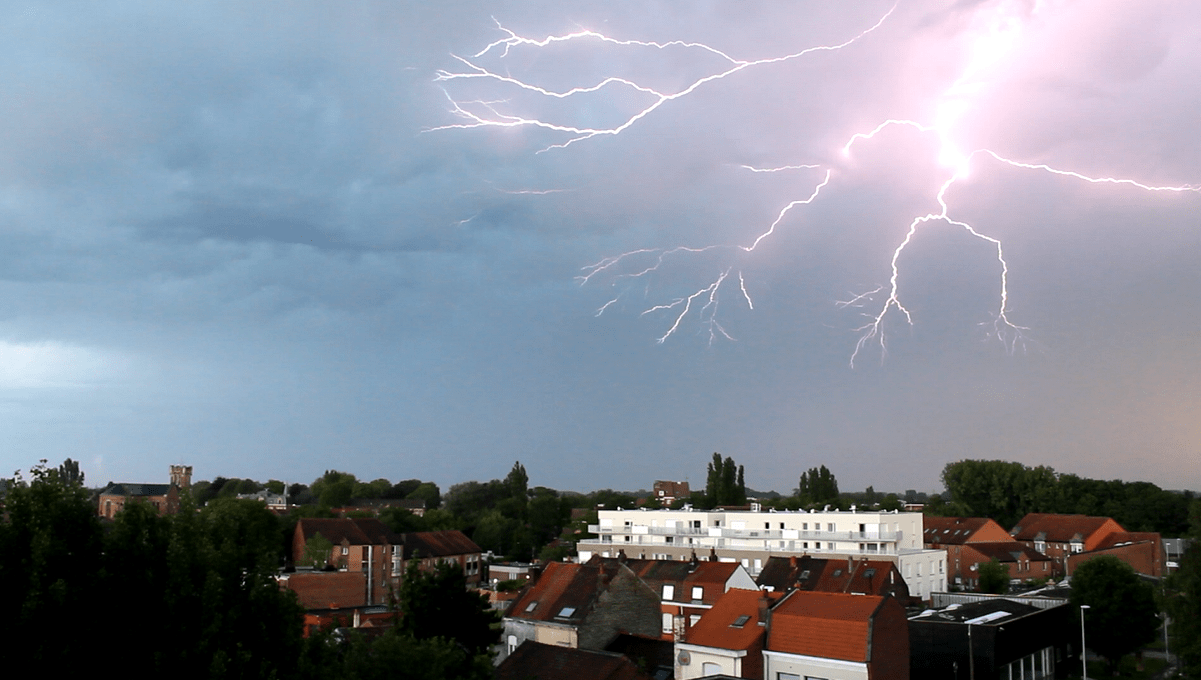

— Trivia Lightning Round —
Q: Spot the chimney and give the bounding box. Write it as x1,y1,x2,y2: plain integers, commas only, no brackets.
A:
758,593,771,628
618,548,628,563
708,548,719,562
789,555,797,568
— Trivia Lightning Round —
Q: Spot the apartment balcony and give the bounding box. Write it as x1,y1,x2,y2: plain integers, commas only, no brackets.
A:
589,525,900,543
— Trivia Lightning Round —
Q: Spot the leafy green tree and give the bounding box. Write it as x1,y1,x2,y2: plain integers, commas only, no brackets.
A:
407,482,442,509
977,558,1009,594
303,532,336,568
0,460,104,668
879,493,903,511
399,560,501,657
798,465,839,507
312,470,357,508
706,454,747,507
1070,556,1159,675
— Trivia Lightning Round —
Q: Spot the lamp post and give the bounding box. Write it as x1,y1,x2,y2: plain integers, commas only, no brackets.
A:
1080,604,1090,680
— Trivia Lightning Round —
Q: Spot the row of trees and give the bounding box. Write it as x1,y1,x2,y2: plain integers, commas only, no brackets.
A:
935,459,1194,532
0,459,498,678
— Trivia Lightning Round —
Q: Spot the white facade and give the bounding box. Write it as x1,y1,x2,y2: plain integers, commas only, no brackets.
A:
763,650,869,680
675,644,748,680
577,508,946,597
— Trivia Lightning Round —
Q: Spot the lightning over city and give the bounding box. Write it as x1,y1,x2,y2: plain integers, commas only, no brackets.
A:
433,1,1200,365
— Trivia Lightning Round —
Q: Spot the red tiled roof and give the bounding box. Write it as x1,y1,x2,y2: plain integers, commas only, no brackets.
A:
767,591,883,662
756,556,907,599
685,588,780,650
1010,514,1124,543
402,530,480,558
924,517,1012,545
1094,531,1161,550
508,561,634,623
966,542,1054,563
498,641,652,680
589,555,739,605
298,518,398,546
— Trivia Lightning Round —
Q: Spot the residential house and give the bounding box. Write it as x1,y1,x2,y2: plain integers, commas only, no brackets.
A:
924,517,1020,588
763,590,909,680
237,490,288,512
909,597,1075,679
675,587,781,680
756,555,910,601
578,508,946,599
500,560,661,662
956,542,1056,589
97,464,192,519
653,480,690,506
292,518,404,606
401,530,483,586
337,497,426,517
279,571,367,610
497,641,654,680
1009,514,1126,577
590,551,758,640
1065,531,1164,577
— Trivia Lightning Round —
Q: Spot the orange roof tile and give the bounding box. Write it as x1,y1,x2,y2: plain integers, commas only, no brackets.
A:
686,588,780,651
767,591,884,662
1010,514,1124,543
923,517,1012,545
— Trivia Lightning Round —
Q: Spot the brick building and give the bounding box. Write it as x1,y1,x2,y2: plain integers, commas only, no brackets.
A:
500,560,661,662
292,518,403,606
1065,531,1164,577
652,480,690,505
675,587,781,679
1009,514,1126,577
756,554,911,601
763,590,910,680
97,464,192,519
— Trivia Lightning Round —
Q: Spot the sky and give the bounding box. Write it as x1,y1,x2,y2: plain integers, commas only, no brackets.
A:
1,1,1198,495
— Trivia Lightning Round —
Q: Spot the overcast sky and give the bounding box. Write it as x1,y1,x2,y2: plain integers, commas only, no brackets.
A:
2,1,1198,495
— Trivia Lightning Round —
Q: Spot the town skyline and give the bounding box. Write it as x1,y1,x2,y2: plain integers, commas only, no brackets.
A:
1,1,1198,495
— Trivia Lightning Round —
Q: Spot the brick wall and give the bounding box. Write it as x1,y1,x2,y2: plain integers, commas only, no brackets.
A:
283,571,367,609
868,597,910,680
1067,541,1162,577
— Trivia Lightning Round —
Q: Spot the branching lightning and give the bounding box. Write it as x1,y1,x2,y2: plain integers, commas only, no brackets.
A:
434,4,1200,363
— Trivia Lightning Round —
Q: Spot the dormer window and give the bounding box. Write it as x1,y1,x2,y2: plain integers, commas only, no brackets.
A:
691,586,704,600
663,585,675,600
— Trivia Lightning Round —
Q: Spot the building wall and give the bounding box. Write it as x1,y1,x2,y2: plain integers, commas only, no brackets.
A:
674,647,743,680
867,598,910,680
1066,542,1162,577
763,651,870,680
282,571,367,609
577,567,662,650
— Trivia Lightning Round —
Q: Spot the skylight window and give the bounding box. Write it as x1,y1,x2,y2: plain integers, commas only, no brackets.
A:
730,615,751,628
525,601,538,613
557,607,576,618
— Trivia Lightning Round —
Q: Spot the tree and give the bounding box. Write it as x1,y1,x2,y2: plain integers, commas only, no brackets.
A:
399,560,500,657
1165,544,1201,678
705,454,747,507
1070,556,1159,675
0,460,104,668
977,558,1009,594
798,465,839,507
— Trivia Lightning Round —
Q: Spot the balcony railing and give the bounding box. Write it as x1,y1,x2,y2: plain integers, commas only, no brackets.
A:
589,525,900,543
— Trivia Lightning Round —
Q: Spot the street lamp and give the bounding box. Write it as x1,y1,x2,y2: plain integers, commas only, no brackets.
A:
1080,604,1090,680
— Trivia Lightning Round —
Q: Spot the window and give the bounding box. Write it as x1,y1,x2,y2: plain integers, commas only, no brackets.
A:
342,546,349,555
731,614,751,628
662,613,673,633
692,586,704,600
827,523,835,532
662,584,675,600
556,607,576,618
777,674,800,680
525,601,538,613
507,635,518,654
703,663,722,676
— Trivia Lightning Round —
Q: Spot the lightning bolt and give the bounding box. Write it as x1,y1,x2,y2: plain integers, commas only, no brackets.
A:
435,4,1200,363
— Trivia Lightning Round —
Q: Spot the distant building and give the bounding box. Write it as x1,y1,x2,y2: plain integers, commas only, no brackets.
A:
237,490,288,512
1010,514,1126,577
578,508,947,600
97,464,192,519
1066,531,1164,578
652,481,690,506
755,554,910,601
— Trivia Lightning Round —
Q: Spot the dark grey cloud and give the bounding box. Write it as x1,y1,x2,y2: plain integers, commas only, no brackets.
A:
0,1,1197,495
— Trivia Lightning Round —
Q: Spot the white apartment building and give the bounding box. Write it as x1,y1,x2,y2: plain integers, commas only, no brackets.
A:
577,507,947,599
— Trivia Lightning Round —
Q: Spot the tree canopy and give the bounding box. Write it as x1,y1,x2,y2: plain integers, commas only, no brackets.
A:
1070,556,1159,675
